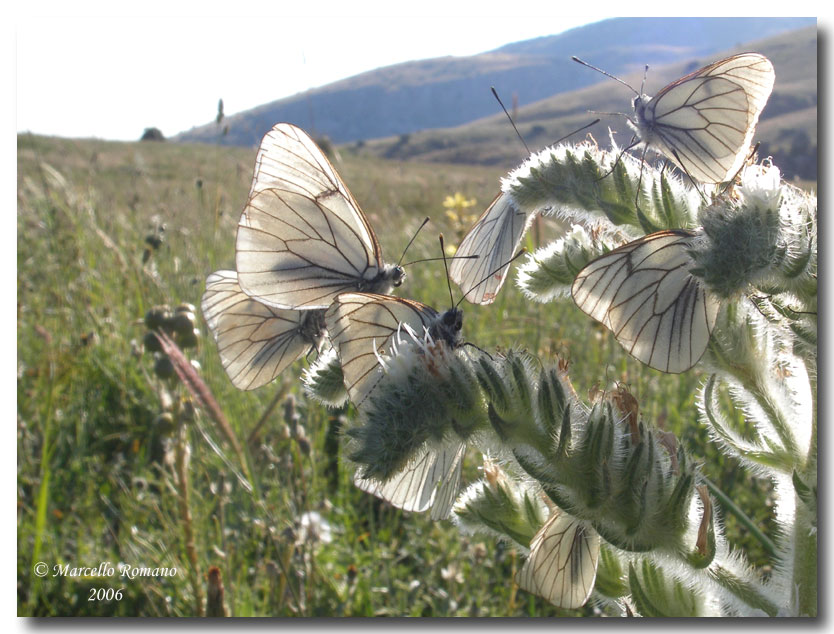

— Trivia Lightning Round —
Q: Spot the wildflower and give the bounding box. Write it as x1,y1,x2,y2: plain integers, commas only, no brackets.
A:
739,162,782,211
297,511,333,545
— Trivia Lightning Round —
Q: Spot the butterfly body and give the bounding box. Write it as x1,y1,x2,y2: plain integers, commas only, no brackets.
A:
428,307,464,347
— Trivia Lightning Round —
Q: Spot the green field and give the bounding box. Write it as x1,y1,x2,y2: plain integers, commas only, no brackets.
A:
17,134,784,616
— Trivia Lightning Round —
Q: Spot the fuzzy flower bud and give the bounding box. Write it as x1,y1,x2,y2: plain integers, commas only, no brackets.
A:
454,458,548,548
692,161,816,304
302,347,348,407
516,224,603,303
506,137,700,235
347,324,487,481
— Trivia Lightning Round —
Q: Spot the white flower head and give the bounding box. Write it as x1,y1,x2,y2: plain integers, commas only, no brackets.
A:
374,321,458,384
739,162,782,211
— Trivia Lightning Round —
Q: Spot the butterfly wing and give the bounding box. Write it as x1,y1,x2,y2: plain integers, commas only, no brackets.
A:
450,192,530,305
201,270,325,390
571,230,720,373
642,53,775,184
428,442,465,520
236,123,392,310
355,441,465,517
325,292,440,408
517,509,601,609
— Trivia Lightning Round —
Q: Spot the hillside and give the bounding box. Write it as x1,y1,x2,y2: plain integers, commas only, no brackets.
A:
173,17,814,148
359,25,817,182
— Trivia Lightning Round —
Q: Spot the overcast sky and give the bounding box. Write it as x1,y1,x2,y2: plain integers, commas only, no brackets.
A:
15,2,607,140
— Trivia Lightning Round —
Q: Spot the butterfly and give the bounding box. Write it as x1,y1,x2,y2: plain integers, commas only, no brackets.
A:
325,291,466,518
571,230,720,374
449,192,531,305
201,270,326,390
576,53,775,185
516,507,601,610
235,123,405,311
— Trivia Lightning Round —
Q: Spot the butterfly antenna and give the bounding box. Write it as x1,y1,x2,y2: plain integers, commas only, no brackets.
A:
640,64,649,95
438,234,455,309
552,118,601,145
401,254,478,267
455,249,527,309
397,216,430,266
491,86,530,154
588,110,631,118
571,56,639,96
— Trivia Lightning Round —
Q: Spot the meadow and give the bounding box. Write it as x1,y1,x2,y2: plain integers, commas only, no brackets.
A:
17,132,783,616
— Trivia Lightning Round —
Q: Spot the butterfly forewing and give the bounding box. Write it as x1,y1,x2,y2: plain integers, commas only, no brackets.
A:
450,192,530,305
325,292,440,408
641,53,775,184
236,123,393,310
201,270,325,390
248,123,376,248
517,509,601,609
571,230,720,373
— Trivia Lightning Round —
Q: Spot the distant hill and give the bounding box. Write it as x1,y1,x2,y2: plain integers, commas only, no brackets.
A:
173,17,815,148
359,26,817,182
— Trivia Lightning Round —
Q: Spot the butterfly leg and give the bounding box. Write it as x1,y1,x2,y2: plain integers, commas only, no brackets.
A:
669,148,708,205
596,135,639,183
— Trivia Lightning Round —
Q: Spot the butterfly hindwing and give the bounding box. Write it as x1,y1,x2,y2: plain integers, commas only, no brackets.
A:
571,230,720,373
354,441,465,518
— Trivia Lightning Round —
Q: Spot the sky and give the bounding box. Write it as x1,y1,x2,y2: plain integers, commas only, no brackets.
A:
13,3,830,142
14,2,605,141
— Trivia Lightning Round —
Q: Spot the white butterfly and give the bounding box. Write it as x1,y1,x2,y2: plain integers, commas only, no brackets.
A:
325,291,466,518
571,230,720,374
578,53,775,185
235,123,405,311
201,270,326,390
449,192,531,305
517,508,601,610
